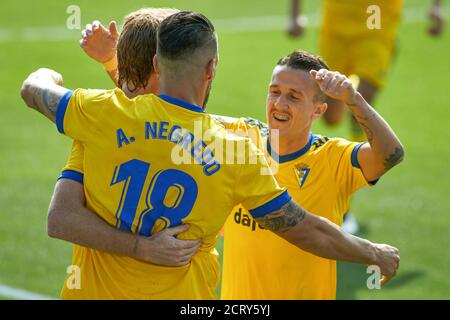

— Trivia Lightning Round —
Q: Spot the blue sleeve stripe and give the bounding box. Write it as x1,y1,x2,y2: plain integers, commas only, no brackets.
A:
351,143,365,168
56,90,74,134
249,190,292,218
58,170,84,184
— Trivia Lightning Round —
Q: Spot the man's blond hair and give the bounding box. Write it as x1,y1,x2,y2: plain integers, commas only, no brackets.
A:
117,8,179,90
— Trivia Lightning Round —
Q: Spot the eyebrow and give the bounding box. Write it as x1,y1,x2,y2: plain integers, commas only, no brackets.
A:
270,84,305,96
290,88,305,96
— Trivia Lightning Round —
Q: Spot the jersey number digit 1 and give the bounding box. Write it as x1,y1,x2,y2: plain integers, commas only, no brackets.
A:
110,159,198,236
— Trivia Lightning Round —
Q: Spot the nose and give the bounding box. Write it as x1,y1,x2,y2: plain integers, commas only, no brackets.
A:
274,94,289,110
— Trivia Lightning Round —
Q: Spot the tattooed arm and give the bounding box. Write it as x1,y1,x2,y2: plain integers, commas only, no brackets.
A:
311,69,405,182
347,92,404,180
20,68,70,123
255,200,400,282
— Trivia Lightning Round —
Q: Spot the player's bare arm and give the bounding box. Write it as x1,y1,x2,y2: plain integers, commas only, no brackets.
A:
50,179,201,266
20,68,69,122
311,69,405,182
80,20,119,85
255,200,400,283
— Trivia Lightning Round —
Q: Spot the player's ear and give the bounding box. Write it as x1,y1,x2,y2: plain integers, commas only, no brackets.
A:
312,101,327,120
205,57,217,81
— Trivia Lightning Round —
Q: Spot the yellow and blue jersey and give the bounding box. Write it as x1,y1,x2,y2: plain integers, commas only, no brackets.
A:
55,89,290,299
216,117,373,300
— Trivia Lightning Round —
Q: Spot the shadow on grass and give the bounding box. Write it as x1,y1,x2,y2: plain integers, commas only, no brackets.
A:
337,262,426,299
217,223,425,299
337,222,426,299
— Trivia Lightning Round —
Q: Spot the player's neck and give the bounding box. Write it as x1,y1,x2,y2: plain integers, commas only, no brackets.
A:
271,131,311,156
158,80,206,109
121,83,151,99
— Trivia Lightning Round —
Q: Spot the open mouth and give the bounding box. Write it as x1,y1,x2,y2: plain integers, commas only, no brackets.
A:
272,112,291,122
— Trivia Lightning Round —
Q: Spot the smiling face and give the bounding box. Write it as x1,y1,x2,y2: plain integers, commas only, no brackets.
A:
266,65,327,141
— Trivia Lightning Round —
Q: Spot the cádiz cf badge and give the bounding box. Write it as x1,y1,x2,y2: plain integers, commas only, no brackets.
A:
294,164,310,187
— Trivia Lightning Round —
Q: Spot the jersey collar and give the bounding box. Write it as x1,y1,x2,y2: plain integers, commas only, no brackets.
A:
267,133,315,164
158,94,205,113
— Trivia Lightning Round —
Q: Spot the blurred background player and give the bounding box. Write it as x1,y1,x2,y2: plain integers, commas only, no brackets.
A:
288,0,444,234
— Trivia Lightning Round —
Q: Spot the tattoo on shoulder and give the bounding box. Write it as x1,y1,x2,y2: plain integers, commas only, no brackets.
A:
254,201,306,233
384,146,404,170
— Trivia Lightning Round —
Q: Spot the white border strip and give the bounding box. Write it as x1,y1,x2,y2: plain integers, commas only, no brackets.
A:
0,284,55,300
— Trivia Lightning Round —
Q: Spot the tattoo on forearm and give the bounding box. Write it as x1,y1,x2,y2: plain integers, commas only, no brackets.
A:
353,113,374,144
255,201,306,233
30,87,39,108
384,147,404,170
359,120,374,144
29,85,43,109
41,88,61,115
25,81,63,121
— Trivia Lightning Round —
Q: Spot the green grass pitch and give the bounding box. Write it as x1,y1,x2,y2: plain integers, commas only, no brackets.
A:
0,0,449,299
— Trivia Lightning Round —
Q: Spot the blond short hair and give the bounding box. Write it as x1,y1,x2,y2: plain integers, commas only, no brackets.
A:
117,8,179,90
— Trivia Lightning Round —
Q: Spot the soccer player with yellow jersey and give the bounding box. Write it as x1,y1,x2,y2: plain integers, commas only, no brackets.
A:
49,9,205,269
220,50,404,299
21,11,401,299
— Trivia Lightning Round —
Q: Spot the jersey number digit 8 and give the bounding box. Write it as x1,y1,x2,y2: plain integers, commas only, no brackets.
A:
110,159,198,236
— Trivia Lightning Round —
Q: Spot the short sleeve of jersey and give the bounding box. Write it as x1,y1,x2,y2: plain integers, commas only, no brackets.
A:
55,88,107,142
327,138,372,198
58,140,85,184
212,115,248,132
212,116,268,149
233,138,291,218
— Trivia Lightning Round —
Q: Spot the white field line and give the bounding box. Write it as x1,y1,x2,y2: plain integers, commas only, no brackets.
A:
0,283,56,300
0,5,447,43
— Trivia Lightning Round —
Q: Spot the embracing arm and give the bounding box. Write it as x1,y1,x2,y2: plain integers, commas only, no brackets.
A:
48,179,201,266
255,200,400,283
20,68,69,122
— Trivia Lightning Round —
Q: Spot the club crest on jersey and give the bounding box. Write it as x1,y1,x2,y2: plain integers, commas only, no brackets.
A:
294,164,310,187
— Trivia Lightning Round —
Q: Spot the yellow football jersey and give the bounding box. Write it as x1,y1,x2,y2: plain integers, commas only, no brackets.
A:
320,0,403,88
59,140,84,183
55,89,291,300
217,117,372,300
